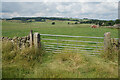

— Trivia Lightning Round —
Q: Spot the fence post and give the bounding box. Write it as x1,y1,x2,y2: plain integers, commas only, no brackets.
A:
30,30,33,47
34,32,40,48
118,38,120,47
104,32,112,51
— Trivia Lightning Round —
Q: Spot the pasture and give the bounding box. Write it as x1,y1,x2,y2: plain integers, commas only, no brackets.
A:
2,20,118,54
2,20,118,78
2,20,118,38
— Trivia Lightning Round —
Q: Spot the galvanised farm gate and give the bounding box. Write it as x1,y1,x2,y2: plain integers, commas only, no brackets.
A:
40,34,104,55
28,30,118,56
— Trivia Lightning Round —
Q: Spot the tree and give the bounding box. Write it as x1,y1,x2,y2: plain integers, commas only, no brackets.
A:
35,18,42,21
35,18,46,22
75,22,78,24
98,21,103,26
41,19,46,22
27,19,32,22
108,20,115,26
104,20,115,26
115,19,120,24
52,22,55,25
21,18,27,23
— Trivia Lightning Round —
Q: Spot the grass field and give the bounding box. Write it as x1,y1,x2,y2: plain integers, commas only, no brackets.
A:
2,20,118,53
2,20,118,38
2,20,119,78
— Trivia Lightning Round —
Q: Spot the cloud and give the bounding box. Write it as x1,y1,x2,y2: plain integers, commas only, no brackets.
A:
1,2,118,20
1,12,21,18
2,0,120,2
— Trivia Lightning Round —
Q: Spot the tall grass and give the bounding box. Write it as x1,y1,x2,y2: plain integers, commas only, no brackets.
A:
2,41,118,78
2,40,44,78
100,45,118,62
26,49,118,78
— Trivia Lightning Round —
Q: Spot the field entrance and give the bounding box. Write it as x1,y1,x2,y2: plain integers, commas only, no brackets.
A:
2,21,118,55
41,34,104,55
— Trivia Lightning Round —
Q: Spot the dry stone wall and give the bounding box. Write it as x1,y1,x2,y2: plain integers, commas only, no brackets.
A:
2,35,30,49
2,30,41,49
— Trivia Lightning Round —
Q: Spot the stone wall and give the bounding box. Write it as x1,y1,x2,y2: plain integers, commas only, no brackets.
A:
2,35,30,49
104,32,119,53
2,30,41,49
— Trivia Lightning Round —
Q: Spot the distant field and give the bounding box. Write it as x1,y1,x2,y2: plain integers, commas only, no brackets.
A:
2,20,118,38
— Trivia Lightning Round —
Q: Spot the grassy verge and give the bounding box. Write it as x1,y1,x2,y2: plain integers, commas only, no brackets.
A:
2,40,118,78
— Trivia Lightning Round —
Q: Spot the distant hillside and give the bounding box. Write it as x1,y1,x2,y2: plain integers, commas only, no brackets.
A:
2,17,120,26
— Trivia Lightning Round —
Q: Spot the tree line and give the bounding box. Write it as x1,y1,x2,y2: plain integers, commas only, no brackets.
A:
5,17,79,22
4,17,120,26
79,19,120,26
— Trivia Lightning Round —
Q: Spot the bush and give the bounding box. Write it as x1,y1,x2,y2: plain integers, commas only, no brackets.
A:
75,22,78,24
52,22,55,25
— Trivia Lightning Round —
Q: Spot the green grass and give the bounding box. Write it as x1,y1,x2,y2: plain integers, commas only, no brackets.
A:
2,20,119,78
2,21,118,38
2,41,118,78
2,20,118,53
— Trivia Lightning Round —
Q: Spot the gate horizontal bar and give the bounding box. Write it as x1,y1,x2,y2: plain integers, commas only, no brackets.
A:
43,39,103,43
44,42,103,48
41,34,104,39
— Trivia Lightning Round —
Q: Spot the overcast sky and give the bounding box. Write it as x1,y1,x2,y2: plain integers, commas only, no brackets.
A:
1,0,120,2
1,2,119,20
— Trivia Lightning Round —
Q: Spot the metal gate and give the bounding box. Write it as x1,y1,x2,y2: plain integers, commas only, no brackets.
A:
41,34,104,55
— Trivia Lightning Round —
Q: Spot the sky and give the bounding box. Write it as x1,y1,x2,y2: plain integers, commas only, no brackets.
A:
1,0,120,20
1,0,120,2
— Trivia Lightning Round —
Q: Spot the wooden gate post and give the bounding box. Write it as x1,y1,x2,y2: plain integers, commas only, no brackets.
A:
34,32,40,48
30,30,33,47
104,32,112,51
